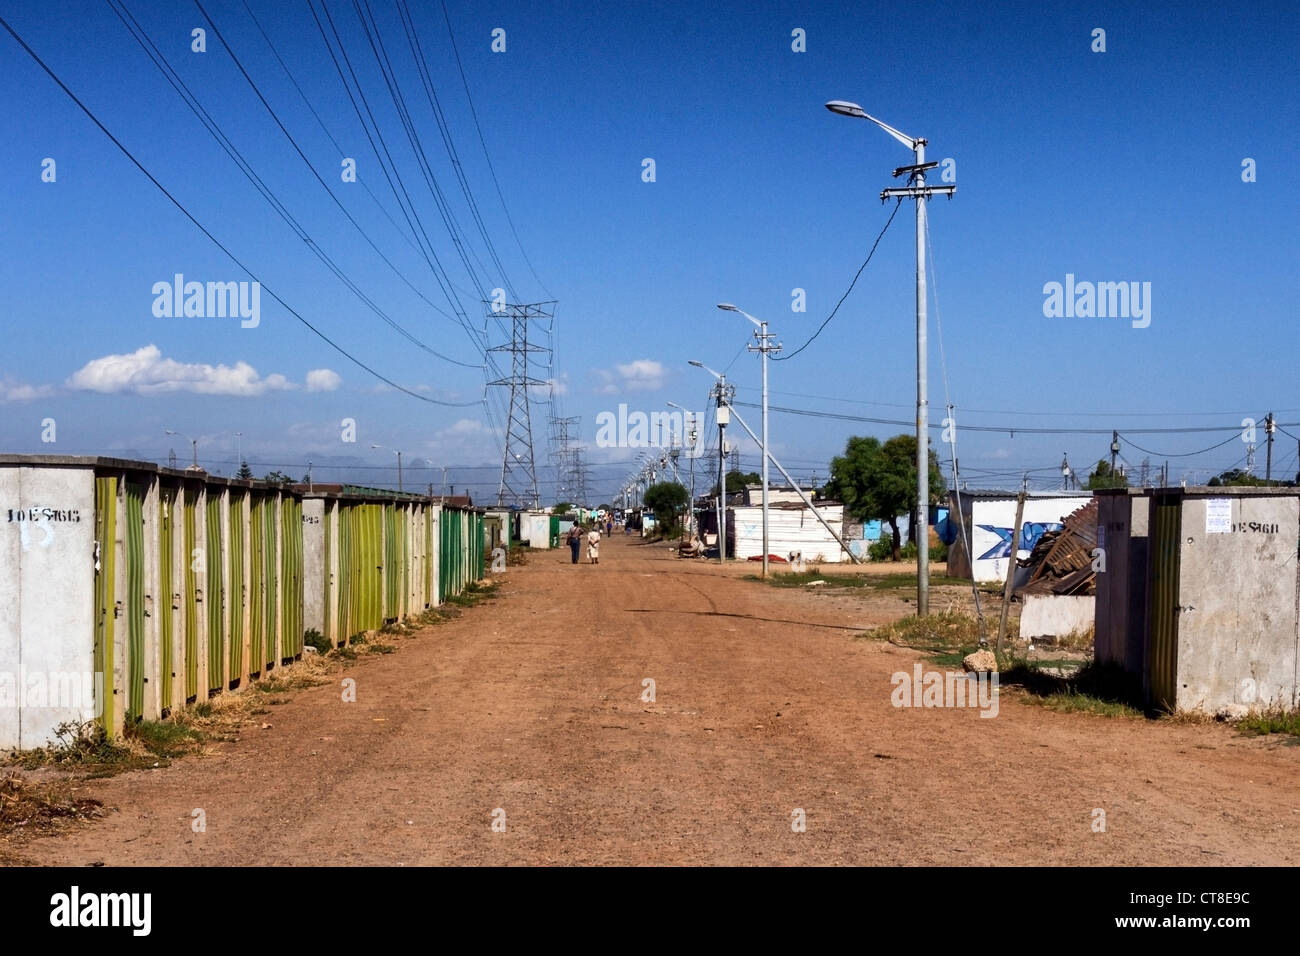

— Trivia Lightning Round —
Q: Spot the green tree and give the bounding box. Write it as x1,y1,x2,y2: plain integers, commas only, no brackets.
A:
236,460,253,480
264,470,293,485
1208,469,1276,487
643,481,689,533
825,434,945,560
709,470,761,498
1086,459,1128,490
552,501,575,514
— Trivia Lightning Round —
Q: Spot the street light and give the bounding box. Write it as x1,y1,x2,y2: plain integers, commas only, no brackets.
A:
371,443,403,493
165,429,199,469
826,98,955,616
718,303,781,577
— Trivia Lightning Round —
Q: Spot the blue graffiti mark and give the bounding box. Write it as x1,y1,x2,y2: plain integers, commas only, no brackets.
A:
976,522,1063,560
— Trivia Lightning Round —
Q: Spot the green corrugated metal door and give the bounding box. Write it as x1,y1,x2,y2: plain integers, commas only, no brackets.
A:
93,477,118,734
323,501,333,646
124,481,147,723
263,496,278,670
384,504,399,621
158,486,174,711
228,491,245,685
438,510,447,602
353,503,383,631
205,492,224,693
249,495,265,675
280,497,302,660
183,486,200,701
424,509,434,608
1147,496,1181,711
336,503,352,643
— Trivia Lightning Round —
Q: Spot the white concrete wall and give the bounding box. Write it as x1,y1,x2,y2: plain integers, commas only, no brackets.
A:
0,465,98,749
1175,495,1299,714
1019,594,1095,640
301,498,326,636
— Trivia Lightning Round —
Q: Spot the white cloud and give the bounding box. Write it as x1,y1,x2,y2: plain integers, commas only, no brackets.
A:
444,418,486,435
305,368,341,392
593,369,618,395
64,345,321,397
592,360,665,394
616,359,665,391
0,378,55,402
546,373,569,396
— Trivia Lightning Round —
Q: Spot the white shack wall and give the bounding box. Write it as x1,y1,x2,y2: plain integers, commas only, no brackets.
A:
731,505,846,563
0,465,98,749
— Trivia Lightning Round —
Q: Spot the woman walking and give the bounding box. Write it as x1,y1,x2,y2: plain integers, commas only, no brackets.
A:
566,523,582,564
587,525,601,564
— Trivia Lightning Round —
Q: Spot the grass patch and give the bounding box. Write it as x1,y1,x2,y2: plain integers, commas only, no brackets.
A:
860,610,1002,654
864,611,1142,719
444,580,497,608
302,628,331,654
1001,660,1144,718
764,569,969,591
1238,705,1300,737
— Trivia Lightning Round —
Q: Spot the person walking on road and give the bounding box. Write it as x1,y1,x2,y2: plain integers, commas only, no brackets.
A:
566,523,582,564
587,526,601,564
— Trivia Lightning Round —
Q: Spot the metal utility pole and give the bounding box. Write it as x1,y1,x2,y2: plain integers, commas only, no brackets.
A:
488,301,553,508
667,402,697,537
1110,430,1119,473
826,100,955,616
166,429,199,469
690,362,734,562
718,304,782,576
1265,412,1275,483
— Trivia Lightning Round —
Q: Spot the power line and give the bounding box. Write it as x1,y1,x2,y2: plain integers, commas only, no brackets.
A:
439,0,552,300
0,11,476,406
118,0,479,370
398,0,516,302
1118,432,1247,459
775,198,903,362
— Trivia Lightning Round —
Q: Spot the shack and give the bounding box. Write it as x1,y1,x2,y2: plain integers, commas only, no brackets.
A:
1095,486,1300,714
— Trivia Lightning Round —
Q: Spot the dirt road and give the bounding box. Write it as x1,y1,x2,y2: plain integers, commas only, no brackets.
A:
15,533,1300,865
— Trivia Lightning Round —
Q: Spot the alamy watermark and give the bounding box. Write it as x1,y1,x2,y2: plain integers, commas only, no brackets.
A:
1042,274,1150,328
890,663,999,718
595,403,705,457
152,273,260,328
0,670,103,714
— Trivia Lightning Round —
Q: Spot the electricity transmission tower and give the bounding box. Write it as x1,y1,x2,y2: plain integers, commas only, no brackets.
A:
549,414,581,504
489,302,553,508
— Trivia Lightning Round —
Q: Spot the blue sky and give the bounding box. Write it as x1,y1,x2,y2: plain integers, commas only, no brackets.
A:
2,0,1297,502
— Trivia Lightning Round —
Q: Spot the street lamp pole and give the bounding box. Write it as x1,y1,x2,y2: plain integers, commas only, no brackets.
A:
718,304,781,577
826,99,956,616
165,429,199,469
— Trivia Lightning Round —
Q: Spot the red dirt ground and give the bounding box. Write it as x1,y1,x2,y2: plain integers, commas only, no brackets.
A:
9,532,1300,865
